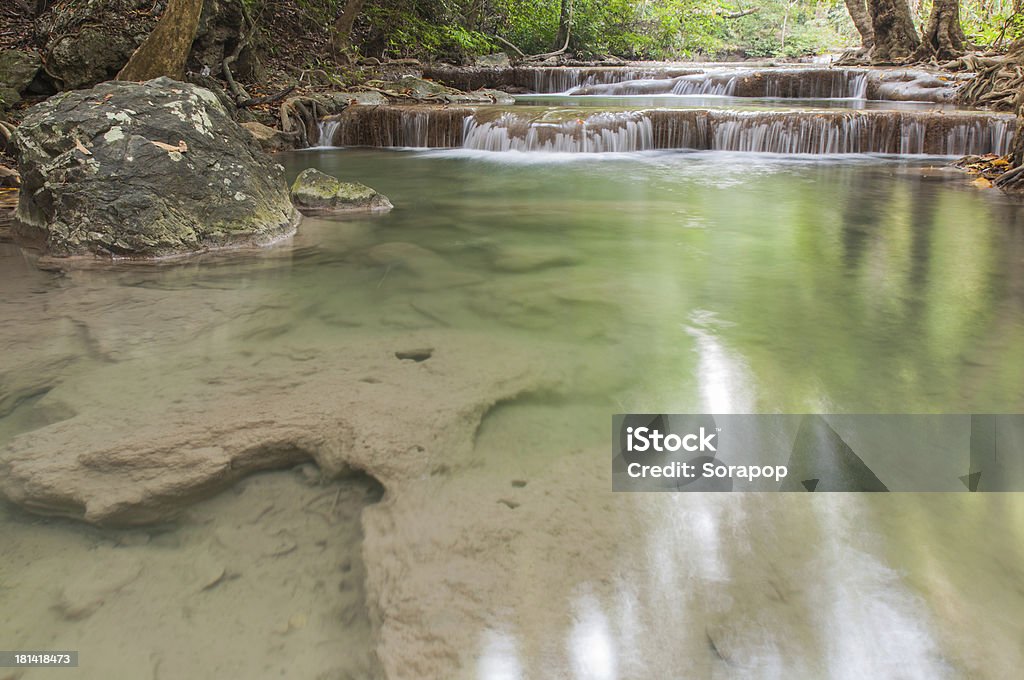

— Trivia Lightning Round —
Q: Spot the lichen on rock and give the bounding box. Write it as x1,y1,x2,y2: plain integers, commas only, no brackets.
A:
290,168,393,214
12,77,300,259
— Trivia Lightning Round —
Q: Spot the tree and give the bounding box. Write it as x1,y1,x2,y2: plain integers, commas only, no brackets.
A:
867,0,920,62
116,0,205,81
918,0,966,59
553,0,573,52
844,0,875,48
333,0,366,56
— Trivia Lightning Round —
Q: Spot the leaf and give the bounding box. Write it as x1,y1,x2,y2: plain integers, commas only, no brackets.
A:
971,177,994,189
150,140,188,153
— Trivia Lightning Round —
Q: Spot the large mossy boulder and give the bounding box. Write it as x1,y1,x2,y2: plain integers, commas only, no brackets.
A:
290,168,393,214
13,78,300,258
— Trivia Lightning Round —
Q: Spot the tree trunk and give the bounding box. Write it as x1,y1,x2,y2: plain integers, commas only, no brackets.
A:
117,0,205,81
554,0,572,52
918,0,966,60
333,0,365,54
844,0,875,48
867,0,921,63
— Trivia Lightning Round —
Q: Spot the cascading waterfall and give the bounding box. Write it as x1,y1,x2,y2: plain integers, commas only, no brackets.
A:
317,107,468,148
325,106,1015,156
670,74,738,96
462,111,655,152
315,119,341,147
421,65,960,102
574,69,872,99
762,70,869,99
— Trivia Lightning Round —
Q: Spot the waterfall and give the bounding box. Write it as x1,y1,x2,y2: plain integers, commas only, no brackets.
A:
670,74,738,96
320,106,470,148
573,70,869,99
317,107,1016,156
460,110,1015,155
762,70,870,99
421,65,957,102
462,112,655,152
315,119,342,147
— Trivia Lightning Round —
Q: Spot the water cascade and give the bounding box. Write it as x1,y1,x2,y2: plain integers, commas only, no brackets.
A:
572,69,871,99
315,119,341,147
323,105,1016,156
421,65,958,101
318,106,468,148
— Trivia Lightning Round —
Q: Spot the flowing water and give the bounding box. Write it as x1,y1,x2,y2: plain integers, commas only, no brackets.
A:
3,66,1024,679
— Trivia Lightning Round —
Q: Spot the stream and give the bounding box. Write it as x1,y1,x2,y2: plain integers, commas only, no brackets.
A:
2,66,1024,679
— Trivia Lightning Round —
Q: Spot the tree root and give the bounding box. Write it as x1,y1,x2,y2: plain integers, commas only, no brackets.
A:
959,42,1024,112
995,163,1024,191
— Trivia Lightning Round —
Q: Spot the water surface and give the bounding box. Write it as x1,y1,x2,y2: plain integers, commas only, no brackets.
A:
2,148,1024,678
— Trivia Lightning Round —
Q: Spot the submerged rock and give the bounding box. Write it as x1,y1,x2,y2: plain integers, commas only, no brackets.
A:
290,168,393,214
12,77,300,259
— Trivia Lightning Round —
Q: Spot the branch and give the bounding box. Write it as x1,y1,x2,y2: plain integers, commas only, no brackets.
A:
718,8,760,19
238,85,295,108
491,34,526,58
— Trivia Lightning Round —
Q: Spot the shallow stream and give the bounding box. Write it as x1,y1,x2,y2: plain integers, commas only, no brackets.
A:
2,121,1024,677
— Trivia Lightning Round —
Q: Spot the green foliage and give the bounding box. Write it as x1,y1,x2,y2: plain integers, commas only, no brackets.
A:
722,0,856,59
278,0,1024,63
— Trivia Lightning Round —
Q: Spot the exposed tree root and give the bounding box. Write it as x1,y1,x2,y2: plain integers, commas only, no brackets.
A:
953,41,1024,191
957,42,1024,112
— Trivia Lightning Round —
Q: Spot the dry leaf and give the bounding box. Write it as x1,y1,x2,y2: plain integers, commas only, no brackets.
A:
73,139,92,156
150,140,188,153
971,177,993,189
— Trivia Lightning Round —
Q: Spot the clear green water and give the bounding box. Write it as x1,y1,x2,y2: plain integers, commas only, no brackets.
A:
3,149,1024,678
286,148,1024,414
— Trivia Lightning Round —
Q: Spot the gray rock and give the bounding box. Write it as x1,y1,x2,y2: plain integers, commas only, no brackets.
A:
12,78,300,258
0,50,41,109
369,75,453,98
50,28,136,90
241,121,295,152
290,168,392,214
475,53,511,68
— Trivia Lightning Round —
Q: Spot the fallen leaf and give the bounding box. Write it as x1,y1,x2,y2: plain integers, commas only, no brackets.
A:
150,140,188,153
971,177,993,189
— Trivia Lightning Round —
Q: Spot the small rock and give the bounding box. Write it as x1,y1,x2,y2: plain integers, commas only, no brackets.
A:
290,168,393,215
192,554,227,591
